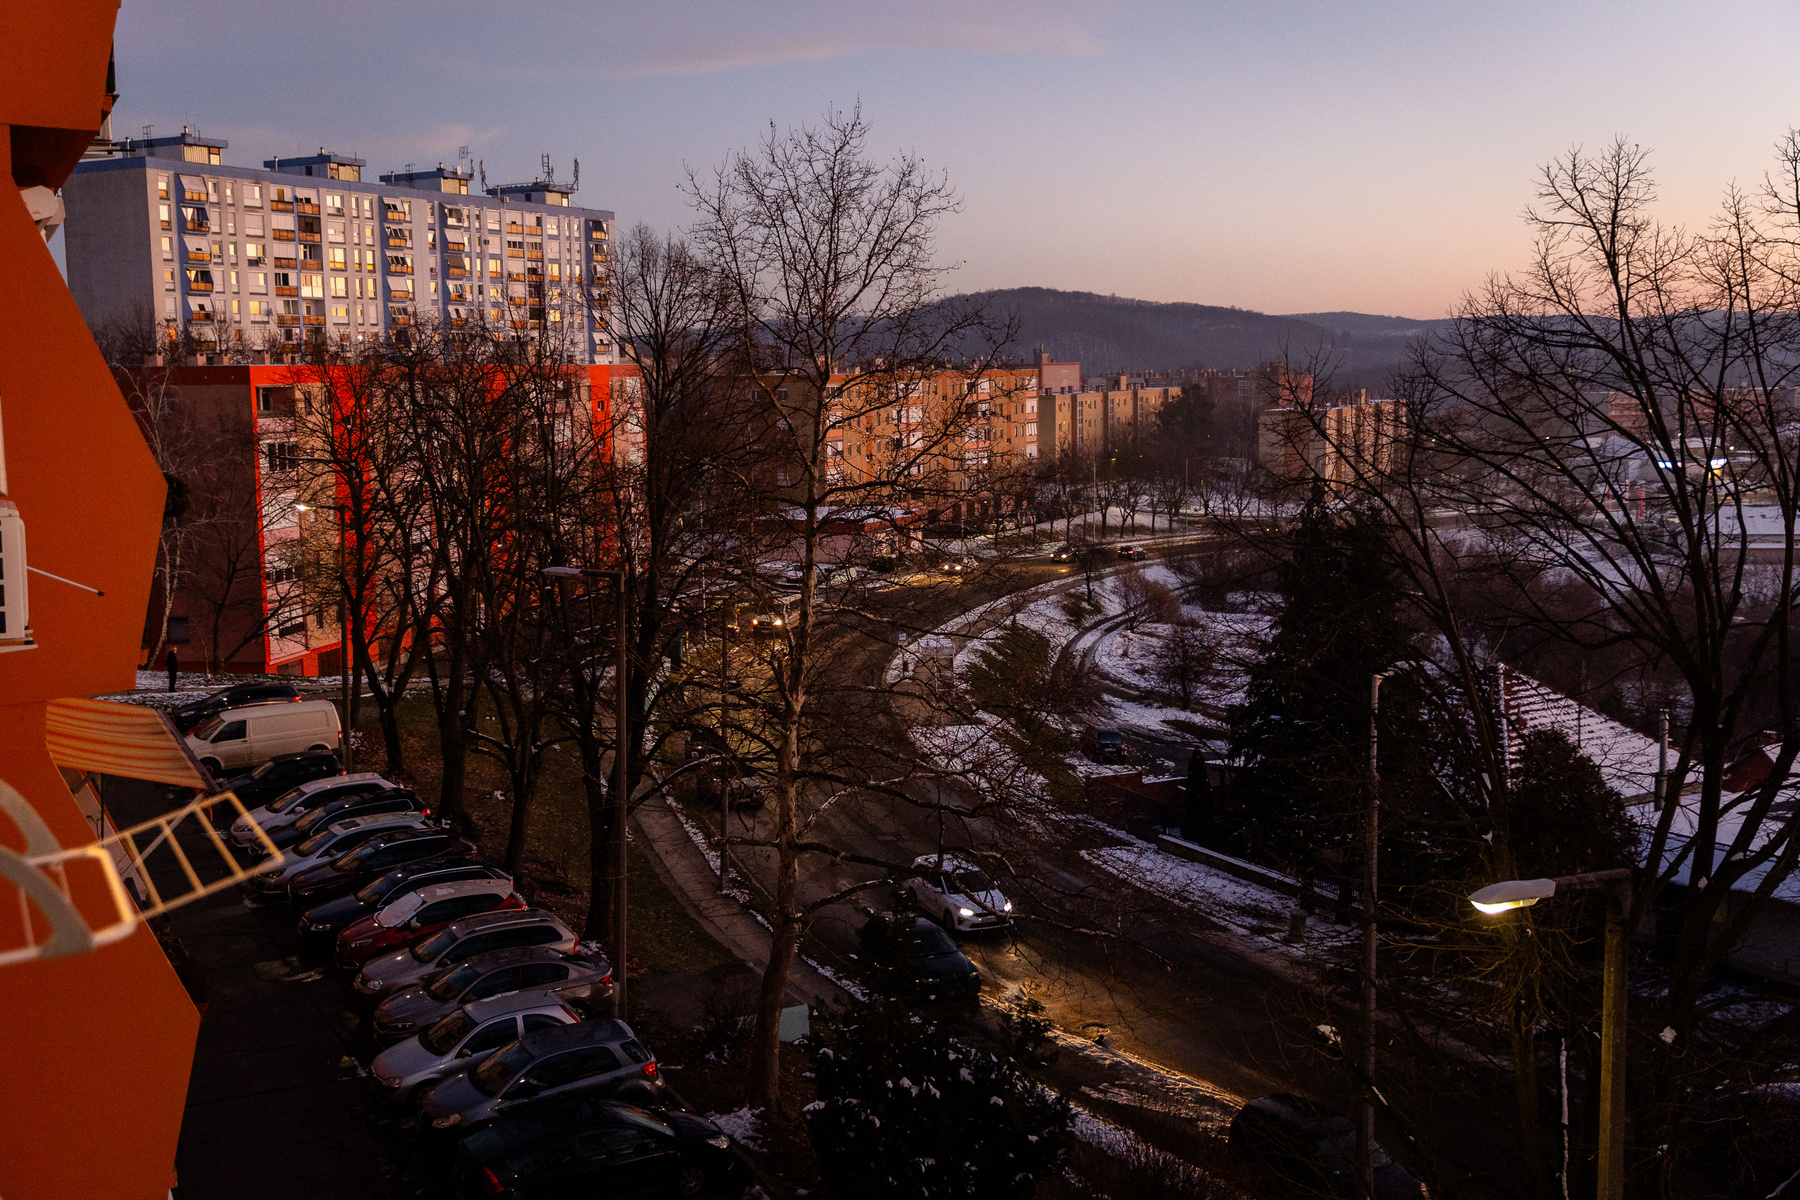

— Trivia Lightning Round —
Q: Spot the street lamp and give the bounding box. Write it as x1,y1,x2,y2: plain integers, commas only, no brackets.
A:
543,564,630,1021
295,501,352,769
1469,867,1634,1200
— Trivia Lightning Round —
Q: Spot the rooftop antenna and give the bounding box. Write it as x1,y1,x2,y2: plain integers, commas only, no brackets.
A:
141,124,153,144
457,145,470,171
541,153,553,182
404,162,415,176
571,158,579,192
478,159,487,190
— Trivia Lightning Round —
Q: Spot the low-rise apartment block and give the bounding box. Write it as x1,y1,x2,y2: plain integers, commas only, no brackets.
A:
64,129,617,363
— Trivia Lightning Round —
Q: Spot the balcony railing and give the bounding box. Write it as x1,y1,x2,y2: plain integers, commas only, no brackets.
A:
299,259,323,272
299,231,321,243
275,285,298,297
526,251,543,260
187,280,214,292
507,248,524,258
185,220,209,233
447,267,468,277
506,223,522,234
387,235,410,247
304,315,325,326
276,314,300,326
388,264,412,275
296,202,319,215
272,256,296,268
272,229,295,242
270,200,294,212
189,311,214,322
160,219,171,230
187,248,210,263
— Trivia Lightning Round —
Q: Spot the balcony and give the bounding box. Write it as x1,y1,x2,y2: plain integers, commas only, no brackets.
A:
160,219,171,230
304,315,325,326
450,317,468,327
299,231,321,243
276,314,300,326
507,270,525,282
184,220,209,234
189,311,214,322
447,266,469,278
187,248,210,263
270,200,294,212
275,285,298,297
299,258,323,272
272,256,296,269
526,250,543,261
386,235,410,248
388,264,412,275
506,223,522,235
188,280,214,292
507,248,524,258
296,202,320,215
272,229,296,242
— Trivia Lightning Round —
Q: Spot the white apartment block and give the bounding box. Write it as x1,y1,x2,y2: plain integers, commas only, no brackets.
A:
63,129,616,364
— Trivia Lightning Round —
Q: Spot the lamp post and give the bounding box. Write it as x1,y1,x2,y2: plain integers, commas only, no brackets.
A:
1359,672,1385,1198
1470,868,1634,1200
295,501,352,770
543,564,629,1020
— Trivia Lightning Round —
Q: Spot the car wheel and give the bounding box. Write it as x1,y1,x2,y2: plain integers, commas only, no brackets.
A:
943,909,957,931
200,757,223,778
673,1161,708,1197
307,743,329,753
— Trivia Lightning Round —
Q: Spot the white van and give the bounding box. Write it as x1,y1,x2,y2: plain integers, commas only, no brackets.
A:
186,699,342,778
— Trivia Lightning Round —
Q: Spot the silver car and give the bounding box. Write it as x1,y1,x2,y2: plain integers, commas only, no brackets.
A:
372,946,612,1047
228,773,393,849
369,989,582,1108
353,907,579,1001
239,813,436,905
902,854,1014,932
419,1016,660,1131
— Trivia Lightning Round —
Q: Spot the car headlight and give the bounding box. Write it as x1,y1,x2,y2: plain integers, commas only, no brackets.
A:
385,1020,415,1033
432,1113,462,1129
356,977,379,992
1003,901,1013,912
705,1134,729,1150
347,938,372,948
959,907,975,918
308,922,331,932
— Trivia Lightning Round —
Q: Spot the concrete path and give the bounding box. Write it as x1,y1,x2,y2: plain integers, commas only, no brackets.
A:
629,789,848,1012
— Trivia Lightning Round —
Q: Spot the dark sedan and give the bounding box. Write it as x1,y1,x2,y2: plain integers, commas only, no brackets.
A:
857,914,981,1005
1229,1094,1423,1198
283,829,475,904
452,1099,734,1200
296,860,508,943
217,749,342,811
170,681,302,733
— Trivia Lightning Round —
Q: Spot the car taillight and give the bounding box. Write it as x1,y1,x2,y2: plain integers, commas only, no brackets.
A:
642,1060,658,1079
561,1005,582,1021
481,1165,505,1195
600,971,613,985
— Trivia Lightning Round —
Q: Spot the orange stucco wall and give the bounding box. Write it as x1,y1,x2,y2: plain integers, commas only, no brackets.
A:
0,4,206,1197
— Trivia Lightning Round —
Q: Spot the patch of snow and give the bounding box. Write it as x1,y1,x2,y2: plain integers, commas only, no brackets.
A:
707,1106,762,1150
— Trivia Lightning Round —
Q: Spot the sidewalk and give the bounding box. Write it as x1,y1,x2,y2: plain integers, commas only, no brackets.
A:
629,790,848,1011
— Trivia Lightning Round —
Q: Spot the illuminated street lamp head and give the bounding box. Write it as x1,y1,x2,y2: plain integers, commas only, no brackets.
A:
295,503,312,512
1470,878,1557,915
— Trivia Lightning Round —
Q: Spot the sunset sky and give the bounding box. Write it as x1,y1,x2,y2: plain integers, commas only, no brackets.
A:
104,0,1800,318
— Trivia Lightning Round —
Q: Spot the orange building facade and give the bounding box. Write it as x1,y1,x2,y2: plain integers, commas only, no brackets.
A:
0,5,208,1197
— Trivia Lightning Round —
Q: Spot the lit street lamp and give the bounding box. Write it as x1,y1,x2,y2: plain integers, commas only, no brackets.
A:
543,564,630,1021
1469,867,1634,1200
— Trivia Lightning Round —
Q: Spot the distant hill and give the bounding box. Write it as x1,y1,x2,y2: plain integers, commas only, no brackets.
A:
953,287,1450,384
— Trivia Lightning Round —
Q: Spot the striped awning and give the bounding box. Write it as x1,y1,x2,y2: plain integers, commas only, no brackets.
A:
44,698,213,791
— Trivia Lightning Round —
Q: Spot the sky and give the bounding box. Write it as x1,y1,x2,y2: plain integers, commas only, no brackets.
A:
97,0,1800,319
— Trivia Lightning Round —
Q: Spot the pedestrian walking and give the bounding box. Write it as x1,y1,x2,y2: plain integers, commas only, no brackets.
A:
166,647,178,693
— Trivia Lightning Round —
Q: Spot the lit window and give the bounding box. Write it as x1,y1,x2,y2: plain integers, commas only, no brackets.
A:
245,184,262,206
161,236,172,259
330,276,347,298
157,175,169,199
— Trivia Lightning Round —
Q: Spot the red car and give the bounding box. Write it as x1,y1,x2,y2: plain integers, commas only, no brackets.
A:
335,879,522,969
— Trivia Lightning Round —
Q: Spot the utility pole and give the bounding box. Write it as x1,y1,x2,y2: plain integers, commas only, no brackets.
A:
1360,671,1384,1199
718,592,731,894
612,571,628,1020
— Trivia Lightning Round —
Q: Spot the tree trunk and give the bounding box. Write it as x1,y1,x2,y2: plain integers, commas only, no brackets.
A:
1511,999,1549,1200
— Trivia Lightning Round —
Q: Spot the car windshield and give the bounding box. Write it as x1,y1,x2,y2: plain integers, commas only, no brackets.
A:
376,892,426,928
356,870,406,904
191,715,225,740
419,1010,474,1056
248,760,276,780
427,962,481,1001
294,827,338,856
267,786,311,814
951,869,995,894
1316,1133,1391,1171
611,1106,675,1136
413,928,458,962
916,923,958,956
470,1041,534,1096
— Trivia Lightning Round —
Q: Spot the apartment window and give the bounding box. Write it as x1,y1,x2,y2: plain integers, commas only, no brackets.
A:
330,276,347,298
162,269,175,286
327,220,345,243
229,270,238,289
325,193,343,215
211,239,222,261
328,248,347,270
207,179,219,201
230,299,240,317
251,271,266,292
246,242,265,265
361,196,374,217
157,175,169,200
429,280,437,298
300,274,323,298
264,441,299,473
281,299,300,316
364,223,374,242
161,236,173,259
244,183,262,207
158,203,171,229
486,210,500,231
164,296,176,315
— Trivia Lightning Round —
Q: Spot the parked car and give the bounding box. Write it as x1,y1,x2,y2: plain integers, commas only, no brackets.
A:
372,947,613,1046
229,773,394,849
170,681,302,734
857,913,981,1005
1089,728,1126,763
241,814,438,905
284,828,476,903
868,556,899,574
217,749,342,814
902,854,1013,932
269,787,432,853
451,1099,734,1200
421,1018,662,1130
770,565,806,590
297,861,510,944
185,699,342,778
696,764,765,810
371,989,585,1108
1116,544,1148,561
337,879,524,969
355,908,580,1001
1229,1094,1424,1199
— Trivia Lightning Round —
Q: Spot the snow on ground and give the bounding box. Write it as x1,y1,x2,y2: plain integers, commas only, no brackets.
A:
1081,843,1355,959
707,1106,763,1151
